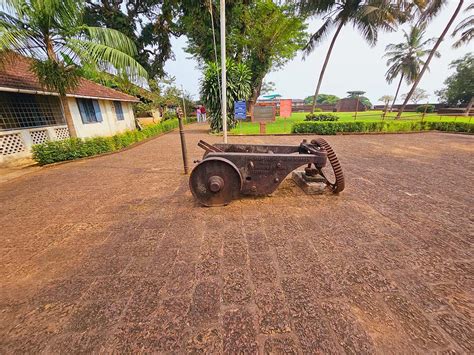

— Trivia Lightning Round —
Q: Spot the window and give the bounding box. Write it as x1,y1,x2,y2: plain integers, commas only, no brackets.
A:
113,101,124,121
77,98,102,124
0,93,65,131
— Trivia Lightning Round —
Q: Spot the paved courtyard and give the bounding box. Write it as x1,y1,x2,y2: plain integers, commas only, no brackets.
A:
1,125,473,353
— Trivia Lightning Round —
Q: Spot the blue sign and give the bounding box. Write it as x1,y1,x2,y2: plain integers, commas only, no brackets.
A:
234,100,246,120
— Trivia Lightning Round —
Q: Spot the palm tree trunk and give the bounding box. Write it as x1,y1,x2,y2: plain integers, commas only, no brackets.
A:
396,0,464,119
60,96,77,138
390,73,404,113
311,21,344,114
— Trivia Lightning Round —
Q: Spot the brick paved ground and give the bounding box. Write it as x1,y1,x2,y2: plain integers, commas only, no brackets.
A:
1,125,473,353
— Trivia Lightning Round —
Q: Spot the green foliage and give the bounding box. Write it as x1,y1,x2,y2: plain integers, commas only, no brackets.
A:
304,94,339,105
201,59,252,132
305,113,339,121
291,120,473,135
30,59,81,96
345,91,372,108
359,97,373,108
84,0,177,78
452,3,474,48
0,0,147,96
313,108,322,112
162,111,177,121
180,0,307,103
436,53,473,106
416,104,435,113
32,119,186,165
299,1,406,55
384,24,438,85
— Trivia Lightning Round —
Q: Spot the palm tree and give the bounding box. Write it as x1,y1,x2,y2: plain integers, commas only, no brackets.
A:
0,0,147,137
452,3,473,48
396,0,464,118
297,0,405,114
384,24,437,112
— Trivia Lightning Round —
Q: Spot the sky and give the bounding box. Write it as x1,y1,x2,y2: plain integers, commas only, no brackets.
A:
164,1,472,105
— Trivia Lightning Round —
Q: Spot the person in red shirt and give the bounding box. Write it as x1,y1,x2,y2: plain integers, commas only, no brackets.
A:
200,105,206,122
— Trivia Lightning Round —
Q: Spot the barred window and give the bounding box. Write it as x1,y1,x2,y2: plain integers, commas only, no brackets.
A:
113,101,125,121
0,92,65,131
77,98,102,124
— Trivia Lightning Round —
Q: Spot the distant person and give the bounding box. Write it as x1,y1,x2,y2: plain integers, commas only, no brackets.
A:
201,105,206,122
196,106,202,122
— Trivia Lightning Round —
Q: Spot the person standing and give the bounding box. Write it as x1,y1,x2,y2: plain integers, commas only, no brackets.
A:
196,106,202,122
200,105,206,122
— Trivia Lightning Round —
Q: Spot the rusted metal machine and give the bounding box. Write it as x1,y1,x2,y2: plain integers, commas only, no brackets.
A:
189,138,344,206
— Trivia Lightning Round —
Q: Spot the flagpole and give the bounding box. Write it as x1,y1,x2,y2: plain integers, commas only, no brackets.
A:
220,0,227,143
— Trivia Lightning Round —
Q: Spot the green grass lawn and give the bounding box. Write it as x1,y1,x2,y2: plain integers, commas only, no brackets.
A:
229,111,472,135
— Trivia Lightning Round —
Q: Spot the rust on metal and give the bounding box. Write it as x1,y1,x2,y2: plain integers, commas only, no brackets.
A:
177,108,189,174
189,138,345,206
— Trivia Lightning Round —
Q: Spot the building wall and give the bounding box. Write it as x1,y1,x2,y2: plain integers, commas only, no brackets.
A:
67,98,136,139
1,96,136,166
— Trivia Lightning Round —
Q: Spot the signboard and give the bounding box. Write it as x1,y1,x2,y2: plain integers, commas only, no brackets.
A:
234,100,246,120
279,99,292,118
252,103,276,122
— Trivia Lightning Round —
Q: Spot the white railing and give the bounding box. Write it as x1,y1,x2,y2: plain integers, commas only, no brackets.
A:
0,125,69,164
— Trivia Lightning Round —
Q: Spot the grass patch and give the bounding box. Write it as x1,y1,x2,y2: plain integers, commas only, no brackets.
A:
230,111,473,135
32,118,195,165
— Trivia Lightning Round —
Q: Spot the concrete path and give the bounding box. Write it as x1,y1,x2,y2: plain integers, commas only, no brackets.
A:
1,124,473,353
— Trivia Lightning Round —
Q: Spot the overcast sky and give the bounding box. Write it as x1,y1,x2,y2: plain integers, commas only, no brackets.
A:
164,1,471,104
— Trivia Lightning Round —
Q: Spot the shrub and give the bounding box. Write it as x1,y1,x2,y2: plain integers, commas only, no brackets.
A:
305,113,339,122
291,120,473,135
416,104,435,113
313,108,322,112
162,111,177,121
201,59,252,132
32,118,184,165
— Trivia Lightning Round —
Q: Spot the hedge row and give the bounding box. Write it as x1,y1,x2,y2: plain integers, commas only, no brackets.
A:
291,120,474,135
32,118,194,165
305,113,339,121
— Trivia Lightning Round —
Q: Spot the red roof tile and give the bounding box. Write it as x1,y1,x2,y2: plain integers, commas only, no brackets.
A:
0,54,139,102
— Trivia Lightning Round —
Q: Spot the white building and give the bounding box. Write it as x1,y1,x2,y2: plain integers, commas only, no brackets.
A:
0,55,139,165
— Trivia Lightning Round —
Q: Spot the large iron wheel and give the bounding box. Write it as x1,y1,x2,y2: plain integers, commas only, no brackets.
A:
189,157,242,206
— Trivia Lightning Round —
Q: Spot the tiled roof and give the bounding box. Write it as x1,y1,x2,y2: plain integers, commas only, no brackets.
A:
0,54,139,102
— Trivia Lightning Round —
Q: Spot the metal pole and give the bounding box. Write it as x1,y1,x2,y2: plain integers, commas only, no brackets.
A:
220,0,227,143
177,110,189,175
181,85,187,123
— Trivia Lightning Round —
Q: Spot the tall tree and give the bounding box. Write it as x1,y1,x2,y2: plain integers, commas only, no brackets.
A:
180,0,307,112
452,3,473,48
85,0,180,79
384,24,437,111
296,0,405,113
436,53,473,107
396,0,465,118
0,0,146,137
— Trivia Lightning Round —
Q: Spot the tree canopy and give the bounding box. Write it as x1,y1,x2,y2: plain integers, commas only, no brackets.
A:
0,0,146,95
436,53,473,106
304,94,340,105
180,0,307,108
84,0,180,79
